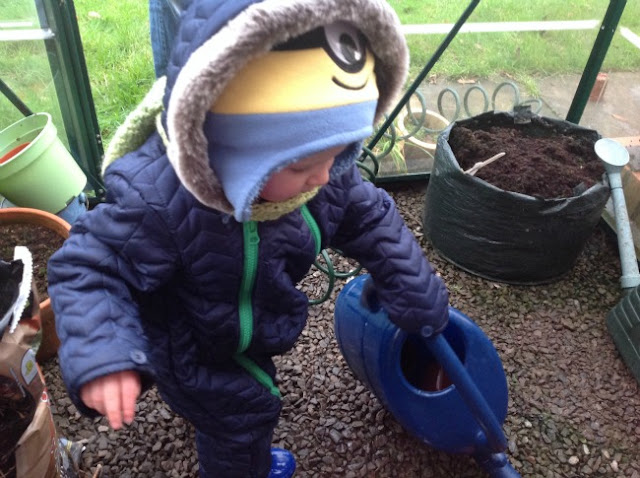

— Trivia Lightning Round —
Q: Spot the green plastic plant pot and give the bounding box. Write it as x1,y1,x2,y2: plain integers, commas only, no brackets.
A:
0,113,86,214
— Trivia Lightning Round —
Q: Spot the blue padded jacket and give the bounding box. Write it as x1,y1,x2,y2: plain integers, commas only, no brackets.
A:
49,133,449,427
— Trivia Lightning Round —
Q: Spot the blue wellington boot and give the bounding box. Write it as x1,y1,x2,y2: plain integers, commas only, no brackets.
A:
268,448,296,478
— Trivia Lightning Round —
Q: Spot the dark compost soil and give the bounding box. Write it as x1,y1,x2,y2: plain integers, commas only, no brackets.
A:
0,376,37,477
448,120,606,199
0,223,66,302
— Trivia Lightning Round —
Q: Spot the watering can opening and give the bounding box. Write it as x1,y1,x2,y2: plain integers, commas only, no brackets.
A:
399,327,466,393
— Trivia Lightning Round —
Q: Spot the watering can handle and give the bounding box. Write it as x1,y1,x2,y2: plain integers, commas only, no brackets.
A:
422,330,508,453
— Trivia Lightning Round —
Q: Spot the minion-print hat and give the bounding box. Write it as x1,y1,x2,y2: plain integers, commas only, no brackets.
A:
163,0,408,221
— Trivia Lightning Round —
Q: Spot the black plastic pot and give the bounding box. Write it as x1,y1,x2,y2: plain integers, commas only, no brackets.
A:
422,111,610,284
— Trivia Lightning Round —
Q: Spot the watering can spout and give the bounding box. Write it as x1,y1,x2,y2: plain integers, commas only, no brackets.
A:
594,138,640,290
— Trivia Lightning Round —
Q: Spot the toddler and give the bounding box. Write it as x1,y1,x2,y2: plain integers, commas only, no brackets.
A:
48,0,449,476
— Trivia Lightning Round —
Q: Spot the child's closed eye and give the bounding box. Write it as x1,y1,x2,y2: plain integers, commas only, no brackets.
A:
288,165,312,173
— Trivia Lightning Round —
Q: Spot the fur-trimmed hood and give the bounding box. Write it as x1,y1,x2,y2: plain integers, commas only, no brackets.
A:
163,0,408,217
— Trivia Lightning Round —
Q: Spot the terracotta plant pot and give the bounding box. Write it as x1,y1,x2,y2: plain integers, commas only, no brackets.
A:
0,207,70,362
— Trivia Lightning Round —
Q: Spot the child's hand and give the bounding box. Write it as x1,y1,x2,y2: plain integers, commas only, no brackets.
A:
80,370,141,430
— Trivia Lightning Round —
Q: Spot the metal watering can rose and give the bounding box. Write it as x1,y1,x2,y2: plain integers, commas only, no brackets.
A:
596,138,640,386
334,274,520,477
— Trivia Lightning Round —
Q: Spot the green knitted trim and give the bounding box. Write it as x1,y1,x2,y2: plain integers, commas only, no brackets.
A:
101,76,167,176
249,189,319,222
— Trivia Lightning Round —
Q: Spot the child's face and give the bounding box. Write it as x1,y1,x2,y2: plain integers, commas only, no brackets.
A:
259,145,346,202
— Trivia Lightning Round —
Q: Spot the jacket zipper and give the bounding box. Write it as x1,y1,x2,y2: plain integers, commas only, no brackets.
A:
237,221,259,354
235,221,281,397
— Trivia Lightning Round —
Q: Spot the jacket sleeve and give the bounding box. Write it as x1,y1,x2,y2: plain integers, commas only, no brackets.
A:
319,165,449,334
48,159,179,415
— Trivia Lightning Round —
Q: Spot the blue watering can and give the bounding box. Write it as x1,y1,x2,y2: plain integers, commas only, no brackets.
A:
334,274,520,477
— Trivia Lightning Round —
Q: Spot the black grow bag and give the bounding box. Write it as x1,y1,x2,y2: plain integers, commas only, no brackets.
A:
422,111,610,284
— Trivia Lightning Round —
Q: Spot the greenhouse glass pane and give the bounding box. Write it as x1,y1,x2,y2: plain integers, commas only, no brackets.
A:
0,0,70,151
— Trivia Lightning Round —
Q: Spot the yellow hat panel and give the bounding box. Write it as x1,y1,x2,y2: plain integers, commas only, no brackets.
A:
211,48,378,115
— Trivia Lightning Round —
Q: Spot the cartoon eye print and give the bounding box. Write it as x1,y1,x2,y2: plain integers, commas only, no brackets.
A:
322,21,367,73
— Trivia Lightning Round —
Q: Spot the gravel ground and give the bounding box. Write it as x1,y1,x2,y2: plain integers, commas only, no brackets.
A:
42,182,640,478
